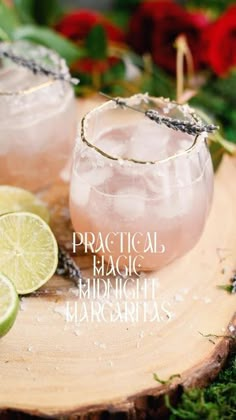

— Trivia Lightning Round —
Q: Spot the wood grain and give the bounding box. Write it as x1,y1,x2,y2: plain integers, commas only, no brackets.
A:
0,98,235,419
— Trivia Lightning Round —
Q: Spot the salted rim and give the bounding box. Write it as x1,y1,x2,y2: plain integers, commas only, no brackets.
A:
0,42,65,96
0,79,56,96
80,95,205,165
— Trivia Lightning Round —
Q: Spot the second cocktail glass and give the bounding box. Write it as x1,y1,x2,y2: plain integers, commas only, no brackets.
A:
0,41,77,191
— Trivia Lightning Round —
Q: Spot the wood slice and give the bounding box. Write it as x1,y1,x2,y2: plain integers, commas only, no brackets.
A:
0,99,236,419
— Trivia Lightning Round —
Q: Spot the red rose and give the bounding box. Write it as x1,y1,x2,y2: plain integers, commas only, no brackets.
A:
128,0,209,73
71,56,119,74
55,9,124,43
204,5,236,76
55,9,124,75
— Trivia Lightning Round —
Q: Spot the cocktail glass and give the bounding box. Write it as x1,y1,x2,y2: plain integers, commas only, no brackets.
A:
0,41,77,191
70,94,214,271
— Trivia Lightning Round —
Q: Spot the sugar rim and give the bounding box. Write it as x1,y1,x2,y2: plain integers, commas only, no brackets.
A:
80,95,206,165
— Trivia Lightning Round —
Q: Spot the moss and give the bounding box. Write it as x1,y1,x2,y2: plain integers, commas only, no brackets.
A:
166,352,236,419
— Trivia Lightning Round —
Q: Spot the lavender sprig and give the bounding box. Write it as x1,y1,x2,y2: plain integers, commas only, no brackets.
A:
218,273,236,294
0,48,79,85
232,275,236,294
146,109,217,136
56,246,85,287
100,92,218,136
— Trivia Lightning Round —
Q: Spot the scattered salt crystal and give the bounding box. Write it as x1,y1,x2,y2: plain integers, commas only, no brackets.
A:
181,103,192,116
20,299,27,311
203,297,211,304
108,360,114,367
74,330,81,337
26,367,31,371
139,330,144,339
69,288,79,297
163,107,170,114
28,346,33,352
94,341,106,349
99,343,106,349
229,325,235,333
142,92,149,103
36,316,42,323
53,305,66,317
55,366,59,371
174,294,184,302
182,288,190,295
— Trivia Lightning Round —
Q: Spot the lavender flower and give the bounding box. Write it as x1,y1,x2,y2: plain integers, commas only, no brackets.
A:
100,92,218,137
56,246,84,287
0,46,79,85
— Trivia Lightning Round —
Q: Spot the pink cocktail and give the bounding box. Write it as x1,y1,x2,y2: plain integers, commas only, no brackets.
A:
0,41,77,191
70,95,214,271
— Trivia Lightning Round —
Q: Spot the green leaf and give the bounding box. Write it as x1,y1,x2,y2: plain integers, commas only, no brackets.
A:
13,0,35,24
13,0,62,25
85,25,107,60
218,284,233,294
31,0,61,25
191,72,236,144
106,10,130,30
190,107,236,171
0,26,10,41
12,25,86,64
184,0,235,15
114,0,142,12
103,59,125,84
140,65,175,99
153,373,181,385
209,141,224,172
0,1,20,38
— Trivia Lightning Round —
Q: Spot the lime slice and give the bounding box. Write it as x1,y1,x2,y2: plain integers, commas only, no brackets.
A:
0,212,58,295
0,273,19,337
0,186,50,223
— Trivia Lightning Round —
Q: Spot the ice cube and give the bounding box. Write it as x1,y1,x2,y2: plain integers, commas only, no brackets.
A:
145,165,169,194
71,165,113,207
82,166,113,186
71,176,91,207
96,137,127,158
128,119,171,161
96,126,132,158
176,138,193,152
113,187,146,219
157,190,193,219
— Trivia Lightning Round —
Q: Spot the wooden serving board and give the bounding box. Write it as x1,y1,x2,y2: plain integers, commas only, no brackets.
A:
0,98,235,419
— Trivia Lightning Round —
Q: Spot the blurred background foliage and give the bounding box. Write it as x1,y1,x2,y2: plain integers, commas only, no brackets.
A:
0,0,236,164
